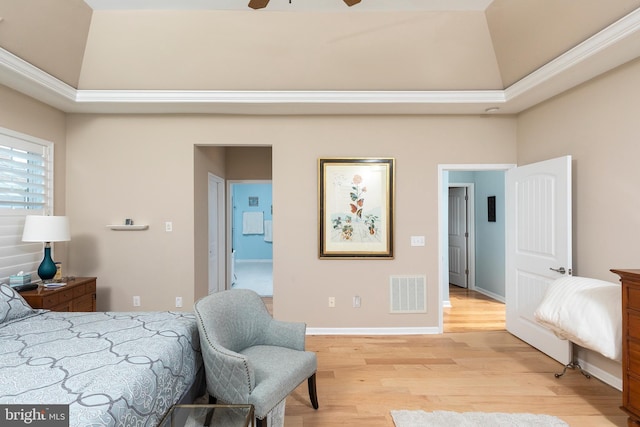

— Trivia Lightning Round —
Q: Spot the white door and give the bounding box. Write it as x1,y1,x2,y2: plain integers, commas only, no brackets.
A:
208,174,225,294
505,156,572,364
448,187,468,288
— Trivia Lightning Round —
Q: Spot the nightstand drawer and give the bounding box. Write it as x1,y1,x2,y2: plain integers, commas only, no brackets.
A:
20,277,97,312
42,293,60,307
51,301,72,311
629,287,640,312
628,375,640,415
73,294,95,311
630,314,640,341
73,281,96,298
630,340,640,375
57,289,74,303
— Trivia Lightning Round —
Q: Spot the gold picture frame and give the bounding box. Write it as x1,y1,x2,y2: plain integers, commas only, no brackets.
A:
318,157,395,259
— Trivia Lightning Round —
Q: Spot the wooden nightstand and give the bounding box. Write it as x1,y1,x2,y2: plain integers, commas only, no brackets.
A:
612,269,640,427
21,277,97,312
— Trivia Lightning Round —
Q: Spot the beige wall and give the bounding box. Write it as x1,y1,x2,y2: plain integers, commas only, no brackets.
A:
517,57,640,283
271,116,516,327
65,113,516,329
6,50,639,329
226,147,272,180
0,84,69,266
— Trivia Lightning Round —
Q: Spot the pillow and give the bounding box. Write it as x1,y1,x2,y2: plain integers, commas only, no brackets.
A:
0,283,37,324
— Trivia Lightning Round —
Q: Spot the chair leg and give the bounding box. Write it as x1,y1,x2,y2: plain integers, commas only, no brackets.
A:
308,373,319,409
203,394,217,426
204,408,214,427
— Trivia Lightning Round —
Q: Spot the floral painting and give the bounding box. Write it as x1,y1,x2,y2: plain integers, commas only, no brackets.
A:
319,158,394,258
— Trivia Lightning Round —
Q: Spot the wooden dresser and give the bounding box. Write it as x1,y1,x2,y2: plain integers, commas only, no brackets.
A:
612,269,640,426
21,277,97,312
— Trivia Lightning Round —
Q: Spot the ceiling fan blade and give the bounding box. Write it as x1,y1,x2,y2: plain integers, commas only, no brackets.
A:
344,0,362,6
248,0,270,9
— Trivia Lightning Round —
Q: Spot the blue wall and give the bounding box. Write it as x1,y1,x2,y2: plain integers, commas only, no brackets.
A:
232,183,273,261
449,170,505,298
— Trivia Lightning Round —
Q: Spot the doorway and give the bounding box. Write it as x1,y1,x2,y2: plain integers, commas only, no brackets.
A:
438,164,512,331
229,181,273,296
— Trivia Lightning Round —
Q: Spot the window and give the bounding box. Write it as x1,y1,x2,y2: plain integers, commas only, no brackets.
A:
0,127,53,282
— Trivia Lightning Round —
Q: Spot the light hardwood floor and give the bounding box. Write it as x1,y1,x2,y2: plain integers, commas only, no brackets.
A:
279,286,626,427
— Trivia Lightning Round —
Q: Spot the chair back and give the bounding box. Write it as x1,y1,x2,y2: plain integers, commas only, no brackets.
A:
194,289,271,353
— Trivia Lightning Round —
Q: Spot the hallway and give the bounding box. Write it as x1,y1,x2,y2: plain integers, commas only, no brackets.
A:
444,284,505,332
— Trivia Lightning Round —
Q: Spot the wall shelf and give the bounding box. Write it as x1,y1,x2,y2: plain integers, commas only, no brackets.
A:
107,225,149,231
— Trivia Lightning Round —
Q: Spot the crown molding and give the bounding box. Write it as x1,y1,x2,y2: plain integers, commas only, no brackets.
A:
0,48,76,109
1,8,639,115
73,89,506,115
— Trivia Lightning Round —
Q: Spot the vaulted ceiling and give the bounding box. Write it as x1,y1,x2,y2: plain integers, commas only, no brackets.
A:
1,0,639,114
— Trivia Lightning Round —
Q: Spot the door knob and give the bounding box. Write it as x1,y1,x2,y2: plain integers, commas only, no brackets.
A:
549,267,566,274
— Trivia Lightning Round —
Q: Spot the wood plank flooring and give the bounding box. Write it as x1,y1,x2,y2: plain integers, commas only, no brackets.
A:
281,286,625,426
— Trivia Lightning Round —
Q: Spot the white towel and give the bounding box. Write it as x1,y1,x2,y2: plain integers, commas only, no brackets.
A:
243,211,264,234
264,220,273,242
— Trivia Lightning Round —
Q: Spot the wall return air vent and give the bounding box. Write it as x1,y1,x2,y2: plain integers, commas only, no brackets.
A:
389,275,427,313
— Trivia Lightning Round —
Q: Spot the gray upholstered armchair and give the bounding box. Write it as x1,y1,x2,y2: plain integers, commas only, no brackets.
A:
194,289,318,427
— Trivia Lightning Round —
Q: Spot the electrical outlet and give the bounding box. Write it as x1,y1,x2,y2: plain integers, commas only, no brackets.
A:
175,297,182,308
328,297,336,308
133,296,140,307
353,295,361,308
165,221,173,232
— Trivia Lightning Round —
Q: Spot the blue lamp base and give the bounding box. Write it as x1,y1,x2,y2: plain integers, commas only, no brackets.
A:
38,245,57,282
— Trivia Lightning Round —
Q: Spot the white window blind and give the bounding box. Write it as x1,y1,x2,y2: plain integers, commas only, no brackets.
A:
0,127,53,283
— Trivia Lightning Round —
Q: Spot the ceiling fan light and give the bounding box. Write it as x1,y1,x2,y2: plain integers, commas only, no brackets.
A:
248,0,270,9
344,0,362,6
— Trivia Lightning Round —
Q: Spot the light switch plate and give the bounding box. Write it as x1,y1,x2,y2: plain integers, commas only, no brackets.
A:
410,236,425,246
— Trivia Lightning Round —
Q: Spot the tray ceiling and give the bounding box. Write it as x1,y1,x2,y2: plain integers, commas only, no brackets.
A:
0,0,639,114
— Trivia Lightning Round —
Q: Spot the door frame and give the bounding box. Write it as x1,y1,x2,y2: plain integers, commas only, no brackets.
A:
208,173,226,294
438,163,515,332
447,183,475,291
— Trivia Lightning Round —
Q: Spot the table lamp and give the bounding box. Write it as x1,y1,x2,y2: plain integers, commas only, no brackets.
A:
22,215,70,281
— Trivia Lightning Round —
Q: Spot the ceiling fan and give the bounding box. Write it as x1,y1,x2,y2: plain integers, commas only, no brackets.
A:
248,0,361,10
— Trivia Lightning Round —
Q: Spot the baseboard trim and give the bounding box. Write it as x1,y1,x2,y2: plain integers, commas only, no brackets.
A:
473,287,505,303
577,357,622,391
307,327,441,335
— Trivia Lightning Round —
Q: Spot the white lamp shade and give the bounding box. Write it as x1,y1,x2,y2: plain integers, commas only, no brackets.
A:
22,215,71,242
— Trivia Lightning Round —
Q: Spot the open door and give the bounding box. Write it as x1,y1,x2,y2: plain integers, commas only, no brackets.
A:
506,156,572,365
448,186,468,288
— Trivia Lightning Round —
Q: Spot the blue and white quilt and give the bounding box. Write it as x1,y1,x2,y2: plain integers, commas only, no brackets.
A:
0,286,203,427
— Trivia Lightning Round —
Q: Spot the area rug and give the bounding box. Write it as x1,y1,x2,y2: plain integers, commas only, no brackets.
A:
391,410,569,427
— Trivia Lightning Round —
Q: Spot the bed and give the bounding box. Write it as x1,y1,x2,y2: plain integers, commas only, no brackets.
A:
534,275,622,362
0,284,204,427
